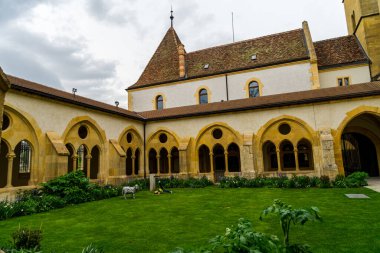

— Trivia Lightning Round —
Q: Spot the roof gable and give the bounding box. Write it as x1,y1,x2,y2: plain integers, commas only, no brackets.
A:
134,27,183,87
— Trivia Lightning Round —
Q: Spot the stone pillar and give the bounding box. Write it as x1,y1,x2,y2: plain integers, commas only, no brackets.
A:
276,148,282,172
156,155,160,176
5,151,15,187
224,151,229,176
294,148,299,172
168,154,172,176
131,156,136,176
209,152,214,180
86,155,92,178
178,149,188,176
73,155,78,171
319,128,338,177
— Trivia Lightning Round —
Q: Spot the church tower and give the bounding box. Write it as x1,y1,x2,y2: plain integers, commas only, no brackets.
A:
343,0,380,80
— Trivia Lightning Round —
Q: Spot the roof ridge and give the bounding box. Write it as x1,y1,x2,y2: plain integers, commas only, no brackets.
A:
188,28,303,55
314,35,354,44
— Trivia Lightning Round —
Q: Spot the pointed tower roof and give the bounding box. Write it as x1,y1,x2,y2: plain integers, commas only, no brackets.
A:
132,27,184,87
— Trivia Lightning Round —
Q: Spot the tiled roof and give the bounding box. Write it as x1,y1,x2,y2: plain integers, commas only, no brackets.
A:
314,35,369,69
133,28,183,88
7,75,143,121
139,81,380,120
129,28,309,89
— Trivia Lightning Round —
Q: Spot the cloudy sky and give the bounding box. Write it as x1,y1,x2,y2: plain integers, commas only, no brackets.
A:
0,0,348,108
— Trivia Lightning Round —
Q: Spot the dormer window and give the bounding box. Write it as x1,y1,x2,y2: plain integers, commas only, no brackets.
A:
251,54,257,61
203,64,209,69
156,95,163,110
338,77,350,86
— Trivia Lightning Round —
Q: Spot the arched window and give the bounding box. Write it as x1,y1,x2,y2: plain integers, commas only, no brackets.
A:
280,141,295,171
90,146,100,179
134,149,140,175
18,140,32,173
199,89,208,104
248,81,259,98
156,95,163,110
297,139,313,170
159,148,169,174
149,149,157,174
227,143,241,172
263,141,278,171
126,148,133,175
198,145,211,173
171,147,180,173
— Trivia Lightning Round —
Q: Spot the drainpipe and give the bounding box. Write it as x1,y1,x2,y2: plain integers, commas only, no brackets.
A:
143,122,146,179
225,74,229,101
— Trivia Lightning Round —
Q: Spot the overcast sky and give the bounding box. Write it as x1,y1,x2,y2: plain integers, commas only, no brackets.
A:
0,0,348,108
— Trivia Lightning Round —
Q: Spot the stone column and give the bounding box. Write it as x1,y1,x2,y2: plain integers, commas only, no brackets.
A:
168,154,172,176
224,151,229,176
294,148,299,172
86,154,92,178
276,148,282,172
178,149,188,176
73,155,78,171
319,128,338,177
5,151,15,187
209,152,214,180
131,155,136,176
156,155,160,176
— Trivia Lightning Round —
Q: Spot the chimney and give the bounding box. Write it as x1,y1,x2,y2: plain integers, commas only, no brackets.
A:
178,44,186,78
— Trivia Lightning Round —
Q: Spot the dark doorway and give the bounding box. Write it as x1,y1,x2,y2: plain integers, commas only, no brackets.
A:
159,148,169,174
342,133,379,177
134,149,140,175
90,146,100,179
227,143,241,172
198,145,211,173
126,148,133,175
0,140,9,188
171,147,180,174
66,144,74,173
213,144,225,182
149,149,157,174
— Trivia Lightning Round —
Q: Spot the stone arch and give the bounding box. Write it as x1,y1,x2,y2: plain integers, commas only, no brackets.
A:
255,115,316,175
147,128,180,153
2,104,42,186
119,126,143,176
63,116,106,178
65,143,75,173
334,106,380,176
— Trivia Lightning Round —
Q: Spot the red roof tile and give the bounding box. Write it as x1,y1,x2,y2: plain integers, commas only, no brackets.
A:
7,75,143,121
314,35,368,68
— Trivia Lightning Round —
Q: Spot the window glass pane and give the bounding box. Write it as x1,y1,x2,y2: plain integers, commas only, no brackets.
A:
249,81,259,97
344,77,349,86
156,96,163,110
338,78,343,86
19,140,31,173
199,89,208,104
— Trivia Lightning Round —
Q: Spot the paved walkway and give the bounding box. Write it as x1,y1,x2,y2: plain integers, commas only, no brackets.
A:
365,177,380,193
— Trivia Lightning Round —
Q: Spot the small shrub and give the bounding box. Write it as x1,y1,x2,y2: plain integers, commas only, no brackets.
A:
332,175,347,188
124,178,149,190
309,177,320,187
12,227,42,250
293,176,311,188
345,172,368,187
319,175,331,188
0,199,18,220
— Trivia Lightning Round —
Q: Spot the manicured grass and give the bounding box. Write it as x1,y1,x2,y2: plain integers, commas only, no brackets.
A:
0,187,380,252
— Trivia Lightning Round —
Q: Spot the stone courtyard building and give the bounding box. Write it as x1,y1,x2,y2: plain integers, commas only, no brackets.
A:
1,0,380,191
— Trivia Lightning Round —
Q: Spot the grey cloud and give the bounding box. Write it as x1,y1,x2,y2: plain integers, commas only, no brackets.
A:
0,0,42,24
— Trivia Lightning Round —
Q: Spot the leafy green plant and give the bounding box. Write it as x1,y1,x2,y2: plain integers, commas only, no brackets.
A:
332,175,347,188
345,172,368,187
318,175,330,188
11,226,42,250
82,244,105,253
260,199,322,248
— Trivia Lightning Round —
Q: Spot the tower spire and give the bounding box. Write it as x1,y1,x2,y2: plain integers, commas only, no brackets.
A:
170,6,174,27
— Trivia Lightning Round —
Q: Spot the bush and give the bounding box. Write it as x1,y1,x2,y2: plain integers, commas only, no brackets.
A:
12,227,42,250
319,175,331,188
123,178,149,190
309,177,320,187
293,176,311,188
332,175,347,188
159,176,213,189
345,172,368,187
82,244,105,253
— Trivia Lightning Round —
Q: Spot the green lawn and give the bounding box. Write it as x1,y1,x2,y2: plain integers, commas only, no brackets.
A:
0,187,379,253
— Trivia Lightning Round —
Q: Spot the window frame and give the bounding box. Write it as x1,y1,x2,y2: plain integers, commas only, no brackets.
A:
248,81,260,98
156,95,164,110
199,88,208,104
